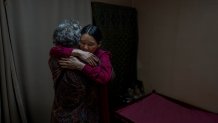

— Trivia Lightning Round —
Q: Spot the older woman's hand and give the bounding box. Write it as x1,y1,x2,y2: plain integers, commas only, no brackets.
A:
58,56,85,70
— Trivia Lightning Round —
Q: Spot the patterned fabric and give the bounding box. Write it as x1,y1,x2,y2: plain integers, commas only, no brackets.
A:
48,56,99,123
50,46,113,123
91,2,138,108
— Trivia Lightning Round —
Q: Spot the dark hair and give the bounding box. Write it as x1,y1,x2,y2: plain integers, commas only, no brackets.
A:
80,24,102,44
53,19,81,47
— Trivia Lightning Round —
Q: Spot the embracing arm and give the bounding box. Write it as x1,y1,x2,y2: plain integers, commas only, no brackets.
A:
54,47,114,84
50,46,99,65
50,46,73,58
81,50,113,85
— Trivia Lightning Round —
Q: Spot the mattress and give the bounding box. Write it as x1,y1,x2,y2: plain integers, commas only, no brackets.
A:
115,92,218,123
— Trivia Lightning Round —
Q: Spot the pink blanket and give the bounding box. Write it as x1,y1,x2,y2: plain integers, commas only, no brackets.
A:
115,93,218,123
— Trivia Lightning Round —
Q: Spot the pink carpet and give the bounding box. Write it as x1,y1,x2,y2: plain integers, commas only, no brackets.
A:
115,93,218,123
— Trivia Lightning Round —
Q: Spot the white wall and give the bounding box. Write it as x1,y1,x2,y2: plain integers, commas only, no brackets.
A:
133,0,218,113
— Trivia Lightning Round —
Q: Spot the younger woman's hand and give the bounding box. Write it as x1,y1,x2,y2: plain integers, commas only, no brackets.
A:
73,49,99,66
58,56,85,70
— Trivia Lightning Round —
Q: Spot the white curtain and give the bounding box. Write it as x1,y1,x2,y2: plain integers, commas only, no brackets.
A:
1,0,92,123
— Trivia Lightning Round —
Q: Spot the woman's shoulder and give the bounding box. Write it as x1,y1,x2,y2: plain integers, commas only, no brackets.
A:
95,48,112,58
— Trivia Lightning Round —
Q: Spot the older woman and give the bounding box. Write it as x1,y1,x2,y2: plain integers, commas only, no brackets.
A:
49,20,99,123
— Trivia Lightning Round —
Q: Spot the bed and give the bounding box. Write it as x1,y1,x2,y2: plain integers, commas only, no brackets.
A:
115,91,218,123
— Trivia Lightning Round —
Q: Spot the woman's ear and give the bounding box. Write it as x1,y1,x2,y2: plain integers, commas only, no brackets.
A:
98,41,102,48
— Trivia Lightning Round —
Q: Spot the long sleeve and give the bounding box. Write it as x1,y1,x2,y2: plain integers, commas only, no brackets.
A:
81,49,113,85
50,46,113,85
49,46,73,58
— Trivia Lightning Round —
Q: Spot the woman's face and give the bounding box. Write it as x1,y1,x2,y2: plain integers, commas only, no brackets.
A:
79,33,100,53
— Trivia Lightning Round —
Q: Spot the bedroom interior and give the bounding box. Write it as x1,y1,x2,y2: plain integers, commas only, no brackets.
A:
1,0,218,123
91,1,218,122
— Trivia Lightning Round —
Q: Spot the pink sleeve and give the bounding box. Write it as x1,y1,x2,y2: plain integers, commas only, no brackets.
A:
49,46,73,58
82,51,113,85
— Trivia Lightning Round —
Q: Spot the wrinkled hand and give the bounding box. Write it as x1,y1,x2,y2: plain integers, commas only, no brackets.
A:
58,56,85,70
73,49,99,66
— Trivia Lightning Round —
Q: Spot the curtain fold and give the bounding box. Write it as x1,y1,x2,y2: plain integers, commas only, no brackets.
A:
1,0,92,123
0,0,28,123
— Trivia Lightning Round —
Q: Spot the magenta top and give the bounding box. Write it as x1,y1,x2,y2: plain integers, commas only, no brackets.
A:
49,45,113,85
